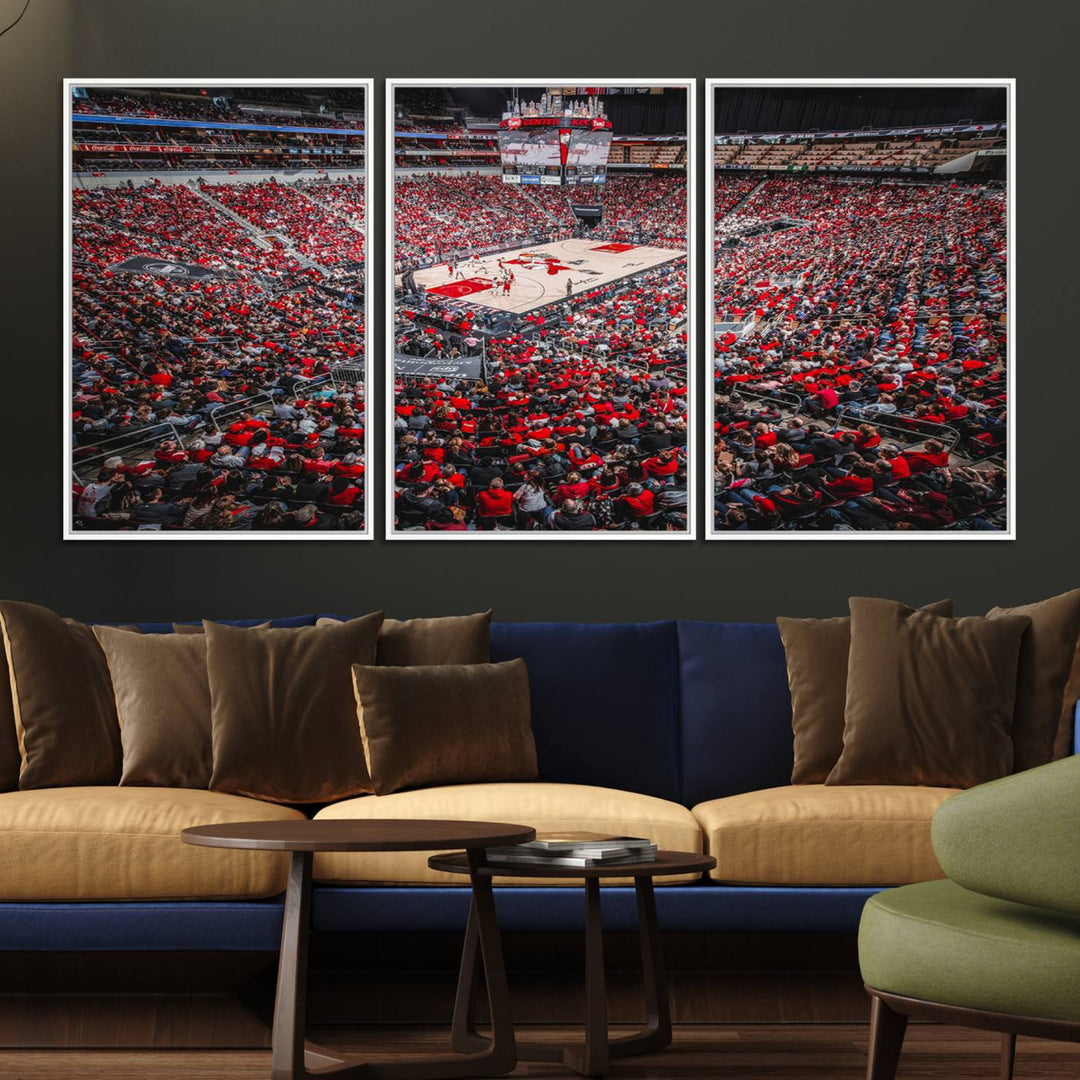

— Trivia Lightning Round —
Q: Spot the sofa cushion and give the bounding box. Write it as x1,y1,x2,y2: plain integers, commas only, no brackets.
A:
677,621,794,806
312,782,702,886
0,600,122,788
92,626,213,789
127,615,317,635
352,660,536,795
828,599,1027,788
206,615,384,804
172,621,271,634
777,600,953,784
319,612,493,666
0,787,305,901
0,645,18,793
693,784,958,886
859,879,1080,1022
988,589,1080,771
376,612,492,666
490,621,680,801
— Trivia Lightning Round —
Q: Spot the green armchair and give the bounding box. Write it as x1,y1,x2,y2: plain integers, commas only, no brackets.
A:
859,755,1080,1080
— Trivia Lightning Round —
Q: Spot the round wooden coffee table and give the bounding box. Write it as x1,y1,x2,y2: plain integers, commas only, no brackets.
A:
183,819,535,1080
428,849,716,1078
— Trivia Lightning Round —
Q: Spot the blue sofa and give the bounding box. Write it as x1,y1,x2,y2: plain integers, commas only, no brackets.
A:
3,617,1073,954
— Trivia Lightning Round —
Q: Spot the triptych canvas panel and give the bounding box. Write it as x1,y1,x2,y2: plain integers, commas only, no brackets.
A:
63,78,1012,541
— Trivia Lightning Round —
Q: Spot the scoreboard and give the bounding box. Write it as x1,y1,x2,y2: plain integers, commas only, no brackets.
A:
498,115,612,186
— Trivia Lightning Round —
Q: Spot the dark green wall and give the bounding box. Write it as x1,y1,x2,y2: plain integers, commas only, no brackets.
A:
1,0,1073,622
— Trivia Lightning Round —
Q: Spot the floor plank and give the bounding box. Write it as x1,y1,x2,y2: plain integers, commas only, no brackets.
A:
1,1024,1079,1079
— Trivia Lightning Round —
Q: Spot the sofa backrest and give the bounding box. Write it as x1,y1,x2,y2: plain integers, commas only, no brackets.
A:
676,621,794,806
111,615,798,808
121,615,317,634
490,620,681,802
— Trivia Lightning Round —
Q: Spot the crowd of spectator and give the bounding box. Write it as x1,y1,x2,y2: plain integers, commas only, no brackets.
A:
74,87,359,128
70,177,367,533
72,88,365,173
395,174,562,264
392,170,690,532
712,173,1008,531
203,179,366,268
591,175,688,247
394,172,688,268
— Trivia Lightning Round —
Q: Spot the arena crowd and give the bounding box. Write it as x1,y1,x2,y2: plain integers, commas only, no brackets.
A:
393,172,690,533
394,172,688,267
71,177,367,532
711,173,1007,531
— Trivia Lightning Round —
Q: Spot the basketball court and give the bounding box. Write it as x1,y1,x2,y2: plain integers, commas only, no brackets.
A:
399,237,684,315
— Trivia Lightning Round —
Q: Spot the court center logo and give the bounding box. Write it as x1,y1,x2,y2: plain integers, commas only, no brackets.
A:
506,253,570,273
143,262,191,277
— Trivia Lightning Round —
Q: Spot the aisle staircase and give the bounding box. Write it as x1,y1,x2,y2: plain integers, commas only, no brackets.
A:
724,176,769,218
188,183,277,251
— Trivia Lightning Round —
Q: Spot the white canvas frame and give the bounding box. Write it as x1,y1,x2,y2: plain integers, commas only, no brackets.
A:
704,78,1016,541
62,77,374,541
385,78,697,541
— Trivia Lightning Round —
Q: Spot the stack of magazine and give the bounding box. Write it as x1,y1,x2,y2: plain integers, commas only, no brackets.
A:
484,832,657,868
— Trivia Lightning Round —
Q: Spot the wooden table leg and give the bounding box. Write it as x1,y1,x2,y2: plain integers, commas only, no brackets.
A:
517,876,674,1076
449,897,486,1054
272,850,317,1080
609,876,671,1058
461,849,517,1074
271,849,515,1080
563,877,609,1077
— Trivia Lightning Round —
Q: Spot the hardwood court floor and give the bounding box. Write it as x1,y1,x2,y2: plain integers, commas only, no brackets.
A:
3,1025,1080,1079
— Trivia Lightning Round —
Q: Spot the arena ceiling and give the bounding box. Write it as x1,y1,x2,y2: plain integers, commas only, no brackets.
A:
395,86,689,136
713,86,1006,135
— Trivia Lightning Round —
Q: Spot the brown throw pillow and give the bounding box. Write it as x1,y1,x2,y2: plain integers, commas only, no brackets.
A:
207,614,384,803
172,621,271,634
987,590,1080,772
317,611,492,666
778,599,954,783
0,601,121,788
1058,641,1080,760
351,659,536,796
827,598,1029,788
0,647,19,793
93,626,212,788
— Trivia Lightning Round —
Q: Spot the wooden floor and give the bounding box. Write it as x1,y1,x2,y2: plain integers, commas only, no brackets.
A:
3,1024,1080,1079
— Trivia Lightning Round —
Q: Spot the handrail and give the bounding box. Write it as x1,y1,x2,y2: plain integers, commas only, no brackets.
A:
330,366,364,390
291,374,335,396
72,423,185,482
833,407,961,453
728,387,804,414
209,393,275,433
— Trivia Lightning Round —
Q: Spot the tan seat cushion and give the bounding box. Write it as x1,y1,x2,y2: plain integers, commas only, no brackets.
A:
313,782,703,886
0,787,306,900
693,785,959,886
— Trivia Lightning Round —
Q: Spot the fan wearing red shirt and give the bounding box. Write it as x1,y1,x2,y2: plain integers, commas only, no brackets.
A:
617,483,655,521
475,477,514,526
642,450,679,480
824,460,876,500
554,472,595,505
902,438,950,475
